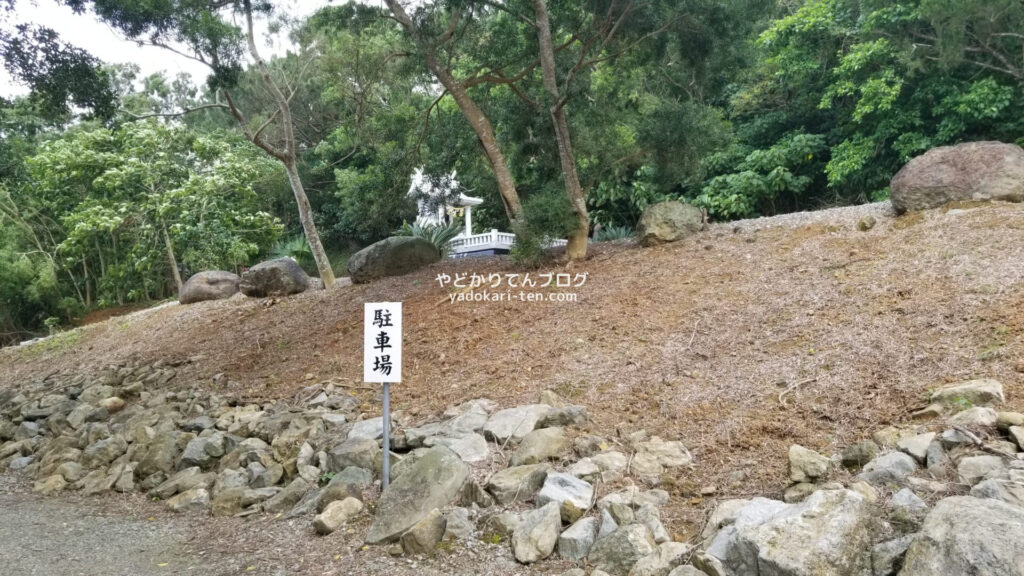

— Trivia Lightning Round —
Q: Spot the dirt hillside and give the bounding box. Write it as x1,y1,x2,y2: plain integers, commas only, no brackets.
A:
3,200,1023,502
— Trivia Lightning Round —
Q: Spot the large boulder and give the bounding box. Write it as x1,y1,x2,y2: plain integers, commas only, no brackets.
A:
325,437,380,473
365,445,469,544
899,496,1024,576
930,379,1005,406
788,444,830,483
890,141,1024,213
957,455,1006,487
971,477,1024,508
178,432,232,471
179,271,240,304
240,258,310,297
401,508,446,555
630,542,692,576
313,497,364,535
856,452,917,485
559,517,599,561
347,236,440,284
423,433,490,463
262,477,313,514
210,487,279,516
637,201,703,247
165,487,210,513
699,490,873,576
151,467,215,500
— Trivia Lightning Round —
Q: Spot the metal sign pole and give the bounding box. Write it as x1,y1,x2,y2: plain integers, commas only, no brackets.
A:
365,301,400,491
382,381,391,489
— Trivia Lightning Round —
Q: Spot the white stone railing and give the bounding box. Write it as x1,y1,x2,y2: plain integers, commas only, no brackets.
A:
449,229,566,256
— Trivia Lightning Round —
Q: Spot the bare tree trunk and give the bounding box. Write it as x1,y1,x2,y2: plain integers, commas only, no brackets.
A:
162,221,183,293
112,233,123,305
94,237,106,277
384,0,523,224
81,256,91,308
236,1,336,288
283,160,333,279
427,61,523,223
531,0,589,260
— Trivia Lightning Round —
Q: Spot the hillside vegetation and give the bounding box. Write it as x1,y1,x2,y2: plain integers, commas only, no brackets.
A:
4,201,1022,497
4,0,1024,341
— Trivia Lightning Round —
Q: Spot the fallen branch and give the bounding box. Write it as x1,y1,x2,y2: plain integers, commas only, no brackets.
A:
684,320,700,352
778,377,819,407
953,425,1018,459
821,257,872,271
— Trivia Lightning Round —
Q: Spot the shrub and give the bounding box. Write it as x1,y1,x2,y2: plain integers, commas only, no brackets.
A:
270,235,316,274
510,192,578,268
395,221,462,257
594,224,635,242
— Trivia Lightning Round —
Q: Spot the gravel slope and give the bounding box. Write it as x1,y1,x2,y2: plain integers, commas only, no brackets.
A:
2,199,1024,573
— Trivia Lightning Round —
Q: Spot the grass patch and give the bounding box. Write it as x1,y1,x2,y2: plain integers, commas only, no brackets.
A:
893,212,925,229
19,328,84,358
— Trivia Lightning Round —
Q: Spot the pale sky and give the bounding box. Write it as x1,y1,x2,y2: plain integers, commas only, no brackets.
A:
0,0,375,97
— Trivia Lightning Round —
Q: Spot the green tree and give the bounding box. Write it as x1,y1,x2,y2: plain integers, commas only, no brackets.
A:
51,0,338,287
7,121,281,309
713,0,1024,217
384,0,525,226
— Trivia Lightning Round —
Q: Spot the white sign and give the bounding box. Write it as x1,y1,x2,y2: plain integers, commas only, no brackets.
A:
364,302,402,383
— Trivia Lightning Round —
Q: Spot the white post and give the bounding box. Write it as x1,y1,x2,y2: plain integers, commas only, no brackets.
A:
491,228,498,248
464,205,473,237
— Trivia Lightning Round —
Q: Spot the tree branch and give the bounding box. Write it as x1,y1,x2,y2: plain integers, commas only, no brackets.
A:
223,90,286,161
557,16,679,110
242,0,296,162
437,10,461,45
414,89,447,155
477,0,537,28
120,102,229,120
252,109,280,142
137,39,212,69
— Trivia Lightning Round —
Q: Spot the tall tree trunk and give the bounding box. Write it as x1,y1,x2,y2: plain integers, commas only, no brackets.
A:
238,1,336,288
112,232,123,305
552,111,589,260
428,60,523,224
531,0,589,260
384,0,523,225
94,237,106,277
81,256,91,308
283,160,334,282
162,221,183,293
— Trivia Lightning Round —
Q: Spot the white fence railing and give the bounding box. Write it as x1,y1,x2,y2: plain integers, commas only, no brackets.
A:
449,229,566,256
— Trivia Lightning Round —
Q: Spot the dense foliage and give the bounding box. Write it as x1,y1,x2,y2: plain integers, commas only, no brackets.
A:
700,0,1024,216
1,0,1022,342
0,117,281,342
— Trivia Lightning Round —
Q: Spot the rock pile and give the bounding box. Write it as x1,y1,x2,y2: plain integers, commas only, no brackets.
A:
4,370,1023,576
0,367,692,574
690,377,1024,576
